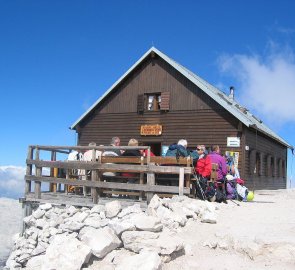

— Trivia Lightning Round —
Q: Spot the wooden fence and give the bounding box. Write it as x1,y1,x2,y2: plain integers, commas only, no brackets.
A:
24,145,193,205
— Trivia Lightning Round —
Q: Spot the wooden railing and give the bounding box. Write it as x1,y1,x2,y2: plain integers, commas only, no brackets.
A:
25,145,193,204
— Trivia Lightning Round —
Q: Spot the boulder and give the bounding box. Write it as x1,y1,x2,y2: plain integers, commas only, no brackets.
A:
117,204,142,218
41,234,91,270
121,231,160,253
128,213,163,232
39,203,52,211
90,204,105,214
108,219,136,236
25,255,46,270
79,227,121,258
105,201,122,218
32,209,45,219
121,230,184,256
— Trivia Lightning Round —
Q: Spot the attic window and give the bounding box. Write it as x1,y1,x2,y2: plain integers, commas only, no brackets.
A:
147,94,161,111
137,92,170,113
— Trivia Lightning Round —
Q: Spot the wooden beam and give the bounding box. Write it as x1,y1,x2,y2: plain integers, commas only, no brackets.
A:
24,175,190,194
25,146,33,194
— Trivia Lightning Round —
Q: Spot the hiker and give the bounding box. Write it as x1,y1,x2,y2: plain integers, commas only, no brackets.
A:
121,138,141,181
208,145,227,203
195,145,211,179
83,142,103,161
165,139,190,158
110,136,122,156
208,145,227,181
194,145,212,200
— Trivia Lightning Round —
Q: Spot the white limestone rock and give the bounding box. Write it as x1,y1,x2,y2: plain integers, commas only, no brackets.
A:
23,215,36,227
60,221,85,232
32,209,45,219
39,203,52,211
105,201,122,218
121,231,160,253
115,250,162,270
79,226,121,259
117,204,142,218
84,215,102,229
66,205,79,216
128,213,163,232
35,218,47,229
90,204,105,214
25,255,46,270
147,194,162,210
41,234,92,270
108,219,136,236
121,230,184,256
71,211,89,223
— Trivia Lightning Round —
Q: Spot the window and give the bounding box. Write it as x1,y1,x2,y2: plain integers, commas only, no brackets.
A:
137,92,170,113
147,94,161,111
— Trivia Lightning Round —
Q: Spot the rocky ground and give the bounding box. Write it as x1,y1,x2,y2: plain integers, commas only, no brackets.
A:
2,189,295,270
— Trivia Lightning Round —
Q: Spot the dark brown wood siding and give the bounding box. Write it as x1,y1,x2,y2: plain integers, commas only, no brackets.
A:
244,129,287,190
79,109,245,177
92,56,219,114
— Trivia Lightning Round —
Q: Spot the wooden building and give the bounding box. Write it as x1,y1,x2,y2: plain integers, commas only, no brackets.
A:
70,47,293,190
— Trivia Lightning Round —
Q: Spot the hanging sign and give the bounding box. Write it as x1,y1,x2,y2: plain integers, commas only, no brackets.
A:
227,137,240,147
140,125,162,136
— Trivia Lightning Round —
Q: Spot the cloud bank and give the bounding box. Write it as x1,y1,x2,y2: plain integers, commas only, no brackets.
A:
218,43,295,126
0,166,26,199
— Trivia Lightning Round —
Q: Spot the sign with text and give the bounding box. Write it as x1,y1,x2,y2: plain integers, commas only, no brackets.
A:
140,125,162,136
227,137,240,147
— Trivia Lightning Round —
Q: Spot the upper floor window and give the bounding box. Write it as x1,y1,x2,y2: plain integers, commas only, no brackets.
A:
137,91,170,113
147,94,161,111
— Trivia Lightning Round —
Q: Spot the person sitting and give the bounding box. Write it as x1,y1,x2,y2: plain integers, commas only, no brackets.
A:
121,139,141,181
195,145,211,179
165,139,190,158
208,145,227,203
83,142,103,161
110,136,122,156
208,145,227,181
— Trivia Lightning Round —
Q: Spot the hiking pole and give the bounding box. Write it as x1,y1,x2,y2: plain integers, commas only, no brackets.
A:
230,199,240,206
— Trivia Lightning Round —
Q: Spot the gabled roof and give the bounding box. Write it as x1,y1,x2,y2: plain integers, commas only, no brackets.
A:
70,47,293,149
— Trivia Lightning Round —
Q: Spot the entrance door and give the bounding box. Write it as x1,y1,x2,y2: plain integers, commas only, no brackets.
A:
143,142,161,156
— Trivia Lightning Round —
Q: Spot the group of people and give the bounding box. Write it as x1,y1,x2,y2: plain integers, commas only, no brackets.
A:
164,139,248,202
68,137,248,202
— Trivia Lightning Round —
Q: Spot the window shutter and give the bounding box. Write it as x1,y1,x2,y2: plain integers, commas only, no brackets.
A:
160,91,170,111
137,94,144,113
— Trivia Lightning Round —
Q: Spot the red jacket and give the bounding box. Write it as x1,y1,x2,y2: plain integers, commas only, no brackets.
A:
195,155,212,178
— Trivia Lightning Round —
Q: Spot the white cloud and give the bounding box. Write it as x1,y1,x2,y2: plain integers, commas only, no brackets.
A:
0,166,26,199
218,43,295,125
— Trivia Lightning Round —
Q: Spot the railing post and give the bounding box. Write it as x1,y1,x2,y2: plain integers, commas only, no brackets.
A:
50,151,57,192
34,148,41,199
179,167,184,196
146,155,155,204
91,148,98,203
139,156,144,201
25,146,34,194
185,156,191,188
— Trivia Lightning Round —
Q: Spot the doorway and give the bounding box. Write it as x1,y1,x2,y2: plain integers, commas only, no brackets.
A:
142,142,162,156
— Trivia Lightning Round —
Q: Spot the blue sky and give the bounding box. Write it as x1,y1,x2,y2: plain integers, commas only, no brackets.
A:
0,0,294,197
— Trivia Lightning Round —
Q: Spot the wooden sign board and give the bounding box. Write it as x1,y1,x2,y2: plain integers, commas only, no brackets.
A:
140,125,162,136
